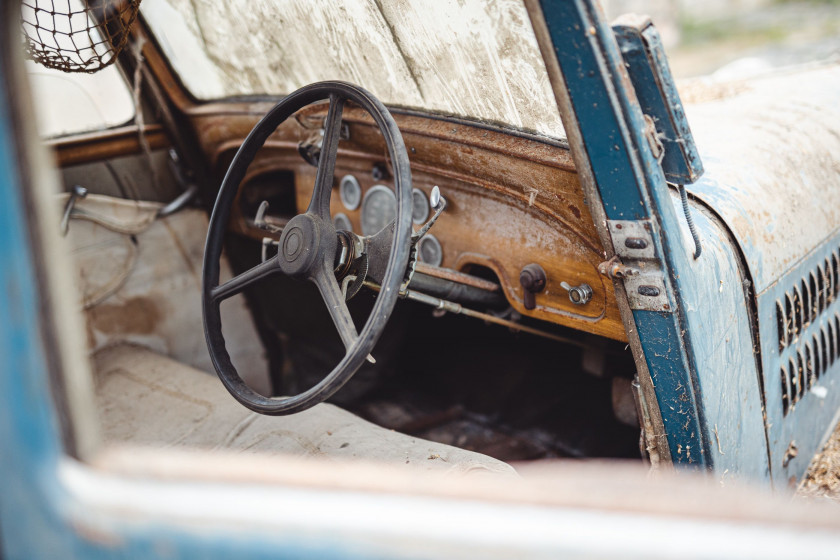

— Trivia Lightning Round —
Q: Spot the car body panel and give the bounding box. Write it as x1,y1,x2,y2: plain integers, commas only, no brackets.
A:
684,65,840,294
667,194,769,481
529,0,824,483
683,63,840,487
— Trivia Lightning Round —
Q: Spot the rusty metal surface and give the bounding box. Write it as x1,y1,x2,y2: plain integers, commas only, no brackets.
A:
414,262,500,292
683,63,840,295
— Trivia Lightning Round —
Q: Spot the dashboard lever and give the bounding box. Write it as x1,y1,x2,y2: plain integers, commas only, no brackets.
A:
254,200,269,228
429,185,442,209
412,186,446,242
519,263,546,310
253,201,284,234
60,184,88,236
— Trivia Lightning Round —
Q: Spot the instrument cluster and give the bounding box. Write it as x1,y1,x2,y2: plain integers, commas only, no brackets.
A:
335,174,443,267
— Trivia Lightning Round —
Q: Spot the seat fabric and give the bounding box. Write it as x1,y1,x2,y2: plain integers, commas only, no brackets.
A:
93,343,516,477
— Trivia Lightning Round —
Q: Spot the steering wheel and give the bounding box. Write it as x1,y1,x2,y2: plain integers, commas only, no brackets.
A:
202,81,412,415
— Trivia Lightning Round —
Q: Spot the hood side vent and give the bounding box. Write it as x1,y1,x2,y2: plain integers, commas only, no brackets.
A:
776,250,840,416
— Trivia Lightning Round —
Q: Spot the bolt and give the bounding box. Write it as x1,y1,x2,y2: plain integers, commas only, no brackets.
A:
372,163,388,181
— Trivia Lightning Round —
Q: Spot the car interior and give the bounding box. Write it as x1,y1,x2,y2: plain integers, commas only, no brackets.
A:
24,0,651,478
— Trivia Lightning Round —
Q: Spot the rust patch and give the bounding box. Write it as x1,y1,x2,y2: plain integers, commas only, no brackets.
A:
568,204,581,219
89,297,162,335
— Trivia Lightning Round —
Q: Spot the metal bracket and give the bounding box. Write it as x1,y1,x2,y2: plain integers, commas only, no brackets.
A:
623,270,671,312
606,219,673,312
608,219,656,259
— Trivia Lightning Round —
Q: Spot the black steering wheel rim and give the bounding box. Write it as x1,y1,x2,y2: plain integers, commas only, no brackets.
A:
202,81,412,415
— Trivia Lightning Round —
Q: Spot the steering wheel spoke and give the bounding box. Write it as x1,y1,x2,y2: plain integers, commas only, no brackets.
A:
307,94,345,219
311,262,377,364
312,261,358,349
211,255,280,303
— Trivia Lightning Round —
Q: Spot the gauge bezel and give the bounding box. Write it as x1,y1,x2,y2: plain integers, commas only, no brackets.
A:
411,188,430,224
339,174,362,211
333,212,353,232
417,233,443,267
360,184,397,236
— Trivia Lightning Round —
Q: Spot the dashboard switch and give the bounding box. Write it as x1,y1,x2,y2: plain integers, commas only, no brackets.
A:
520,264,547,310
560,282,593,306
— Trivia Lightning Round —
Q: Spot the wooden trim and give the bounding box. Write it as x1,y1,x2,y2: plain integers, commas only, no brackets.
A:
132,18,198,112
49,125,170,167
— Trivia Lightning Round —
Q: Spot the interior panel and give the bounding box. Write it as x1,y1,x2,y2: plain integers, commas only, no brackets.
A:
195,104,626,342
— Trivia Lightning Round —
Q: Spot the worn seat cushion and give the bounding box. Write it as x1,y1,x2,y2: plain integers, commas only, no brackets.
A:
93,343,516,477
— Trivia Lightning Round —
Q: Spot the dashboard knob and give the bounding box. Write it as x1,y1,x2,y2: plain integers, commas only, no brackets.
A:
560,282,593,305
519,263,547,310
430,185,442,209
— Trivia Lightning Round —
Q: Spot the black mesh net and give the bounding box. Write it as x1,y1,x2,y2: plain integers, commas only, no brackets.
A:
21,0,142,74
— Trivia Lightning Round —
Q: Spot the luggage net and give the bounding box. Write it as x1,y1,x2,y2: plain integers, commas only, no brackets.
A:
21,0,142,74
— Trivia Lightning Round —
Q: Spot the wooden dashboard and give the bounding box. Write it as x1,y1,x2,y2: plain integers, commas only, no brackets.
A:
190,103,626,342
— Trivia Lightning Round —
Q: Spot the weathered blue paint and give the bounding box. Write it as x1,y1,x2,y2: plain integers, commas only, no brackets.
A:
676,65,840,486
0,51,74,558
630,203,768,480
538,0,649,221
538,0,712,468
667,194,769,481
757,235,840,487
538,0,775,481
612,18,703,185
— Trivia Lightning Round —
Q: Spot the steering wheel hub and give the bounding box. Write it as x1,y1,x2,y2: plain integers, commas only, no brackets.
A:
283,229,303,258
277,213,328,277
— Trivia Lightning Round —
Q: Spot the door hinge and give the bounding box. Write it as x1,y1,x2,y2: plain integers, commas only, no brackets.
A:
602,220,673,312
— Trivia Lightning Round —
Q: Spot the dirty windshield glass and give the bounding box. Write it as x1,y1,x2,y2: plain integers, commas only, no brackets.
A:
141,0,565,139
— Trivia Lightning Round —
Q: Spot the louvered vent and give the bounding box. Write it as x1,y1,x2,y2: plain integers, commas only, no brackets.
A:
776,252,840,416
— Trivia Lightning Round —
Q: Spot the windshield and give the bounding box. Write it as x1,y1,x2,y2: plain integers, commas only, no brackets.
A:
141,0,565,139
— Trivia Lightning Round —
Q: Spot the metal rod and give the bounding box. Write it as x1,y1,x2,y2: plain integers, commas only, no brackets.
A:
60,185,88,236
363,281,586,347
414,262,500,292
158,184,198,218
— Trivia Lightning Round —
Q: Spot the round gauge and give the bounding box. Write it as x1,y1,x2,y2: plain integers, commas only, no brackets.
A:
333,212,352,232
417,234,443,267
412,188,430,224
339,174,362,211
360,184,397,236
